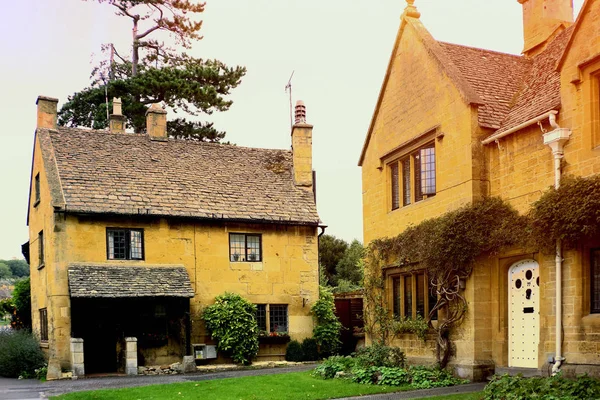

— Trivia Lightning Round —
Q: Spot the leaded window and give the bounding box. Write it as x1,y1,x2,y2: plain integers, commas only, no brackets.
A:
107,228,144,260
592,249,600,313
414,144,436,201
402,158,411,206
391,162,400,210
256,304,267,331
40,308,48,342
269,305,288,333
229,233,262,262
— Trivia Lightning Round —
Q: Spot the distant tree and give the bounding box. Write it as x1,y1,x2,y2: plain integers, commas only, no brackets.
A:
58,0,246,139
11,278,31,331
318,235,349,285
335,240,364,286
0,263,12,280
2,259,29,278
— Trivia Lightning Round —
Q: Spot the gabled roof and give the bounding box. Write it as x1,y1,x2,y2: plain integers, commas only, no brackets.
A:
37,127,320,225
358,16,529,165
439,43,531,130
495,25,574,134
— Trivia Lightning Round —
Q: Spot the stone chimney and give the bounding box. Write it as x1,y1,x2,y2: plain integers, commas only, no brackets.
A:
109,98,126,134
146,103,167,141
291,100,313,191
518,0,573,56
36,96,58,129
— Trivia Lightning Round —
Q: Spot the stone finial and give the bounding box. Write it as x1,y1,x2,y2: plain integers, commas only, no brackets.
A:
403,0,421,18
294,100,306,125
113,97,122,116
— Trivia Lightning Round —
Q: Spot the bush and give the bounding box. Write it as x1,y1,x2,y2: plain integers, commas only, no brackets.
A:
285,340,303,362
0,330,46,378
202,292,259,365
484,374,600,400
12,278,31,331
312,356,357,379
408,365,466,389
301,338,319,361
354,344,406,368
311,286,342,357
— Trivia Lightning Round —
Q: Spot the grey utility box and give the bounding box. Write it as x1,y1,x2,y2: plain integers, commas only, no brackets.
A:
193,344,217,360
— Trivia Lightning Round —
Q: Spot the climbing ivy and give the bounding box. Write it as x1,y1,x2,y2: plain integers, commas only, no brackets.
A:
364,197,529,368
530,175,600,253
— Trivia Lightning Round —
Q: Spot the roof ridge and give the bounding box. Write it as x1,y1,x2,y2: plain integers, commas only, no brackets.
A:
52,126,292,154
438,41,525,59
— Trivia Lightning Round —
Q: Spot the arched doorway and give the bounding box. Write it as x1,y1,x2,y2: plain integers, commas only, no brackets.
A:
508,259,540,368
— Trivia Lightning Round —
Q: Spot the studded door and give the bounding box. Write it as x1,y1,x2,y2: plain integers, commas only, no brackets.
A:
508,259,540,368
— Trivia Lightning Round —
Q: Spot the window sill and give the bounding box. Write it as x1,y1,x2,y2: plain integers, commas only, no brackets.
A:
258,335,291,344
230,262,263,271
582,313,600,328
388,195,436,214
40,342,49,349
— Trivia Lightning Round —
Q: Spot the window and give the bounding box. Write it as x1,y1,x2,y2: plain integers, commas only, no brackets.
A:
38,230,44,267
391,163,400,210
255,304,288,333
389,143,435,210
414,144,436,202
34,173,40,206
39,308,48,342
229,233,262,262
107,228,144,260
391,272,437,321
591,249,600,313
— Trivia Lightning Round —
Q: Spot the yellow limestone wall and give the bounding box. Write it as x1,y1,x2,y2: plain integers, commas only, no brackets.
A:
28,132,319,377
362,1,600,378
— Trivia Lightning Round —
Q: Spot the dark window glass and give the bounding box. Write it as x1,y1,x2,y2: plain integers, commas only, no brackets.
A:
256,304,267,331
429,282,438,321
404,277,413,319
38,231,44,267
393,277,401,317
229,234,262,262
107,229,144,260
40,308,48,341
416,273,425,317
592,249,600,313
414,144,436,201
391,162,400,210
402,159,411,206
34,173,40,204
269,305,288,333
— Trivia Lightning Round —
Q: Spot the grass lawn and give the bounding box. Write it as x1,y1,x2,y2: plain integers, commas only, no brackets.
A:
51,371,414,400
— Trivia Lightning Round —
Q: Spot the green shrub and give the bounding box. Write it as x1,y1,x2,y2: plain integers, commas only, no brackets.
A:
301,338,319,361
354,344,406,368
311,286,342,357
312,356,357,379
12,278,31,331
378,366,410,386
351,366,379,384
408,365,466,388
0,330,46,378
484,374,600,400
285,340,303,362
202,292,259,365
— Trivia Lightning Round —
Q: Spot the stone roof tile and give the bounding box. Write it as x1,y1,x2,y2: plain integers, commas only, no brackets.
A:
38,127,320,225
68,264,194,298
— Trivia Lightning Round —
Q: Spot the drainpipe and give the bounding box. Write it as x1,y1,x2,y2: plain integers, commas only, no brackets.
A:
542,112,571,375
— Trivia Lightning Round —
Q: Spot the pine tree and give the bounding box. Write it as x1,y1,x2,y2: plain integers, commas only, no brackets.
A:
58,0,246,139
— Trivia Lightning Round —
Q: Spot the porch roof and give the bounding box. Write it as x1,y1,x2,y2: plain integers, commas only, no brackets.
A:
68,264,194,298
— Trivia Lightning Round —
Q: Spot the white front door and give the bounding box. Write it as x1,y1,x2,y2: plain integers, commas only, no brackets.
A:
508,259,540,368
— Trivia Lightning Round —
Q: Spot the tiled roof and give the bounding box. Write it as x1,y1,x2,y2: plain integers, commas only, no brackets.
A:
68,264,194,298
38,127,320,225
439,43,531,129
495,26,574,134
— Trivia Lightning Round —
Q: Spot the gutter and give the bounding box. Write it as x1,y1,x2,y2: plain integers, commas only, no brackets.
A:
481,110,558,145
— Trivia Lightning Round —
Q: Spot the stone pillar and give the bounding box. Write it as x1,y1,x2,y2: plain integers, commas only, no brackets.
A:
70,338,85,378
125,337,138,375
182,355,196,373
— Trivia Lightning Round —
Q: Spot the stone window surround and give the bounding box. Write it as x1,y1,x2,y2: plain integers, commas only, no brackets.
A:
255,304,288,333
574,53,600,149
229,233,262,262
386,267,438,322
106,228,145,261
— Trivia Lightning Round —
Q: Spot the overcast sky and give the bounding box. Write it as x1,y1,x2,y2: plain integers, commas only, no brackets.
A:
0,0,584,259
